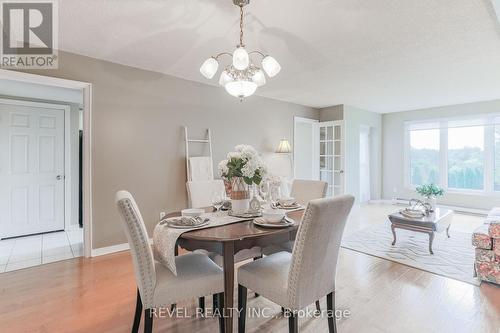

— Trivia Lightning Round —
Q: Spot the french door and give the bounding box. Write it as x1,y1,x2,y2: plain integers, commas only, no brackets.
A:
318,121,344,197
0,101,65,238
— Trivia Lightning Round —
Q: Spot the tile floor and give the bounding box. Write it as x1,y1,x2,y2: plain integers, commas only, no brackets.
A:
0,229,83,273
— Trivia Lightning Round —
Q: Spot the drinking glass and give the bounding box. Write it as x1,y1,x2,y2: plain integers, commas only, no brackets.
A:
212,191,224,212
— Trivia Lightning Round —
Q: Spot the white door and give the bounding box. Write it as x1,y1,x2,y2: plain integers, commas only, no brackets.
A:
318,121,344,197
0,101,65,238
294,117,319,180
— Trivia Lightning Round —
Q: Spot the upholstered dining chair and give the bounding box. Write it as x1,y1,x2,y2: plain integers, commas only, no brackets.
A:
262,179,328,255
237,195,355,333
290,179,328,206
186,180,225,208
115,191,225,333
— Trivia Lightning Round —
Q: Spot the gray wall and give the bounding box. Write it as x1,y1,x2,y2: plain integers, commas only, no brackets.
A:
22,51,319,249
319,105,343,122
382,100,500,209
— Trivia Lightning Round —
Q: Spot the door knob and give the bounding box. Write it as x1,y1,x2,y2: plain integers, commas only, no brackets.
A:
56,175,62,180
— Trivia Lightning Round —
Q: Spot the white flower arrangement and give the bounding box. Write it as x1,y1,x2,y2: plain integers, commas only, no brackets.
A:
218,144,267,185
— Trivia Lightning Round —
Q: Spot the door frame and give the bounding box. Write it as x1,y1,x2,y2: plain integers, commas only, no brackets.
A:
0,69,93,258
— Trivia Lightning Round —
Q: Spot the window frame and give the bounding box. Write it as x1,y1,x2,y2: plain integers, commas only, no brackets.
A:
404,114,500,196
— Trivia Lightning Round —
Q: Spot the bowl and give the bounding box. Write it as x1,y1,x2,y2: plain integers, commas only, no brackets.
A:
262,208,285,223
278,197,296,206
181,208,204,218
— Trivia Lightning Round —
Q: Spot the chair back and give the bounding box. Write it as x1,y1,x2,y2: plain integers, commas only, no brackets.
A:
287,195,354,309
187,180,225,208
115,190,156,306
290,179,328,206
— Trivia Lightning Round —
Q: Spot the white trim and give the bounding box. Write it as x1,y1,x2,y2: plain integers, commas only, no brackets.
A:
64,106,72,230
91,242,130,257
0,69,93,258
91,238,153,257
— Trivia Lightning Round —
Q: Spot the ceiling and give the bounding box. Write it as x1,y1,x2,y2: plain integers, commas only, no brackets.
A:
59,0,500,113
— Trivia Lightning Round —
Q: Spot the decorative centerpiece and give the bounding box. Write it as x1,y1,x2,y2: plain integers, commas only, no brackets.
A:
415,183,444,212
218,145,266,214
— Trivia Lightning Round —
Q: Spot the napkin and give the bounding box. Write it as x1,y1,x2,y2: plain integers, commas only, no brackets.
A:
161,216,206,227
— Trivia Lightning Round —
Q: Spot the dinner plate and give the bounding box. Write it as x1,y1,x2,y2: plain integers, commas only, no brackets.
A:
253,216,294,228
276,203,301,210
228,210,263,218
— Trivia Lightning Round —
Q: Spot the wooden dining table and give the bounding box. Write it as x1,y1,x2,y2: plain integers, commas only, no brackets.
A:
166,208,305,333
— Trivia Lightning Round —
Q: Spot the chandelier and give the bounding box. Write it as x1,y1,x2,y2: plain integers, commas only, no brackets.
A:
199,0,281,100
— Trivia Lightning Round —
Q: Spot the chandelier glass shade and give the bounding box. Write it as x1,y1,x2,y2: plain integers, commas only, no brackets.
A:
199,0,281,100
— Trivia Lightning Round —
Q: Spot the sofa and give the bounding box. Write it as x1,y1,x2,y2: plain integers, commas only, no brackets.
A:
472,208,500,285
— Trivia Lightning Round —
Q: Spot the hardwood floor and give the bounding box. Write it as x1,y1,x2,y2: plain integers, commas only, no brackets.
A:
0,203,499,333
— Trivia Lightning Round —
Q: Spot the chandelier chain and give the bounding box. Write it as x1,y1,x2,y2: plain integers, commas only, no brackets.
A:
239,5,244,46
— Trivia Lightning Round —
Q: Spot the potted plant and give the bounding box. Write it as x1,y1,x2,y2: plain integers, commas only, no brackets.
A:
218,145,266,214
415,183,444,211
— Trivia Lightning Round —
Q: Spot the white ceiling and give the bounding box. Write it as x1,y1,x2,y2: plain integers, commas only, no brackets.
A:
59,0,500,113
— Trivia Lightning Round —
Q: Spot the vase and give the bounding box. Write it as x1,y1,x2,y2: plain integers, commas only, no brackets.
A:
425,196,437,212
230,177,250,214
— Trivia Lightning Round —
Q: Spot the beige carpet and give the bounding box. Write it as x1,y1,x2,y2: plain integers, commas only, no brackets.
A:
341,222,479,285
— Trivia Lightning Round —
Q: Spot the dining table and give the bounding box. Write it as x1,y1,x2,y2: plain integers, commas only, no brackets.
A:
164,207,305,333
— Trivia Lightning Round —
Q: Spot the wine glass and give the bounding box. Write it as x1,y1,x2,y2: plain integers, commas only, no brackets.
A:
212,191,224,212
259,180,269,203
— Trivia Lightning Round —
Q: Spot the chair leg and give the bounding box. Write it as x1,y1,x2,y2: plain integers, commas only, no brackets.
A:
199,297,205,315
217,292,225,333
238,285,247,333
132,288,142,333
326,292,337,333
315,300,321,313
144,308,154,333
288,311,298,333
253,256,262,297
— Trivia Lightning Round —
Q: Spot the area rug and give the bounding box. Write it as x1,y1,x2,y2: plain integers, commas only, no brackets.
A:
341,222,479,285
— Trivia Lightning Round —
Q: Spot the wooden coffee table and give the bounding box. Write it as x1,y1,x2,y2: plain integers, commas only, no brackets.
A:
388,207,453,254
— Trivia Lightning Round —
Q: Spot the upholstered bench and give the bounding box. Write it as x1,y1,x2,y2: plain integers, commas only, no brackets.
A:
472,209,500,285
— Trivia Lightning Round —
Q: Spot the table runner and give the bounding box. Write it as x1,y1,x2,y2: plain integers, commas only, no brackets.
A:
153,211,250,275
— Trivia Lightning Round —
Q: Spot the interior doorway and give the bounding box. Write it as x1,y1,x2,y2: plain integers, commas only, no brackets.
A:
0,71,92,272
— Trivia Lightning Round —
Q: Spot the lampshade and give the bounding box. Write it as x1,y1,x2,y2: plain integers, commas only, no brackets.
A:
252,69,266,87
200,57,219,79
219,70,232,86
262,55,281,77
224,79,257,99
276,139,292,153
232,46,249,70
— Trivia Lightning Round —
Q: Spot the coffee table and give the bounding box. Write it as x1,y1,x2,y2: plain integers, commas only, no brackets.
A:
388,207,453,254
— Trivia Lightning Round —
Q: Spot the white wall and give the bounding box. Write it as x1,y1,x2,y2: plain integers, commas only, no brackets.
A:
382,99,500,210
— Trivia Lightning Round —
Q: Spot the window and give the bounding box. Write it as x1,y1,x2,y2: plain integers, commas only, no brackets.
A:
406,115,498,194
448,126,484,190
410,129,440,186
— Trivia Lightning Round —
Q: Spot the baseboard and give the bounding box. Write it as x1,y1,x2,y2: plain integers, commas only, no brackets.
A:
371,199,489,216
91,238,154,257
